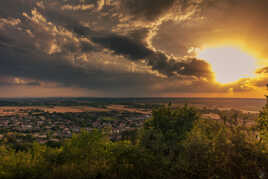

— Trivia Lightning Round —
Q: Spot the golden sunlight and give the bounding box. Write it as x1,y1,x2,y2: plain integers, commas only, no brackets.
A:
197,46,257,84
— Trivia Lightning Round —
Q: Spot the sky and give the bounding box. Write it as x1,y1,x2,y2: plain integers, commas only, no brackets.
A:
1,0,268,98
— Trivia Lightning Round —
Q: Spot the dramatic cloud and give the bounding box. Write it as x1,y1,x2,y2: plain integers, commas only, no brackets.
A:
0,0,268,97
120,0,176,21
88,30,213,78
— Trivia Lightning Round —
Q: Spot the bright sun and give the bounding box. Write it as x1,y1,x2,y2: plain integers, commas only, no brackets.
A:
197,46,257,84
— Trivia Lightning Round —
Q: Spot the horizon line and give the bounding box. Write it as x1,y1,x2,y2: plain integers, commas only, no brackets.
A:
0,96,266,100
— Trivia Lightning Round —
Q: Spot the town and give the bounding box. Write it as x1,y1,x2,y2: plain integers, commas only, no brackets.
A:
0,106,151,148
0,97,260,149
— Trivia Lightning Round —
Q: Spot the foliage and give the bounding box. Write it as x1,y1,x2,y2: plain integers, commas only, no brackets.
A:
179,116,268,178
139,105,199,170
258,104,268,144
0,105,267,179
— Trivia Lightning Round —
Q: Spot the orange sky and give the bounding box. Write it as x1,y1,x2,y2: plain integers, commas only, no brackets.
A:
0,0,268,98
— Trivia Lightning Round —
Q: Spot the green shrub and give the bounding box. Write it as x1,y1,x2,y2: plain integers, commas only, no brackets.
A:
0,105,267,179
179,116,268,178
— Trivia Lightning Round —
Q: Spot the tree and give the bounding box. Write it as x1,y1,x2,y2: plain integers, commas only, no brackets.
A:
140,105,200,165
258,104,268,143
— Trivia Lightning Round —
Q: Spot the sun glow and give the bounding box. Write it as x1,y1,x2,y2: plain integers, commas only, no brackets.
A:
197,46,257,84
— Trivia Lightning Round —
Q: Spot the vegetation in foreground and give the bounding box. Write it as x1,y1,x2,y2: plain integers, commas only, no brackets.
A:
0,105,267,179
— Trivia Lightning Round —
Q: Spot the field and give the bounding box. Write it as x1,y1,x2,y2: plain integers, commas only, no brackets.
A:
0,104,151,117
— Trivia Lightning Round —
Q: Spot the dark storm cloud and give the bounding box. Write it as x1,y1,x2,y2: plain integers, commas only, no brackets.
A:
37,2,212,80
93,33,212,78
79,41,99,53
24,0,213,80
127,28,150,43
0,0,264,97
0,44,158,95
0,0,35,18
0,0,213,97
119,0,201,22
91,33,152,59
0,34,13,44
0,13,159,95
120,0,176,21
176,58,212,77
146,52,212,79
64,23,213,79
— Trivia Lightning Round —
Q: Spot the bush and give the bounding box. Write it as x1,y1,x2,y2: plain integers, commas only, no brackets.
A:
141,105,199,156
179,115,268,178
0,105,267,179
258,105,268,145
